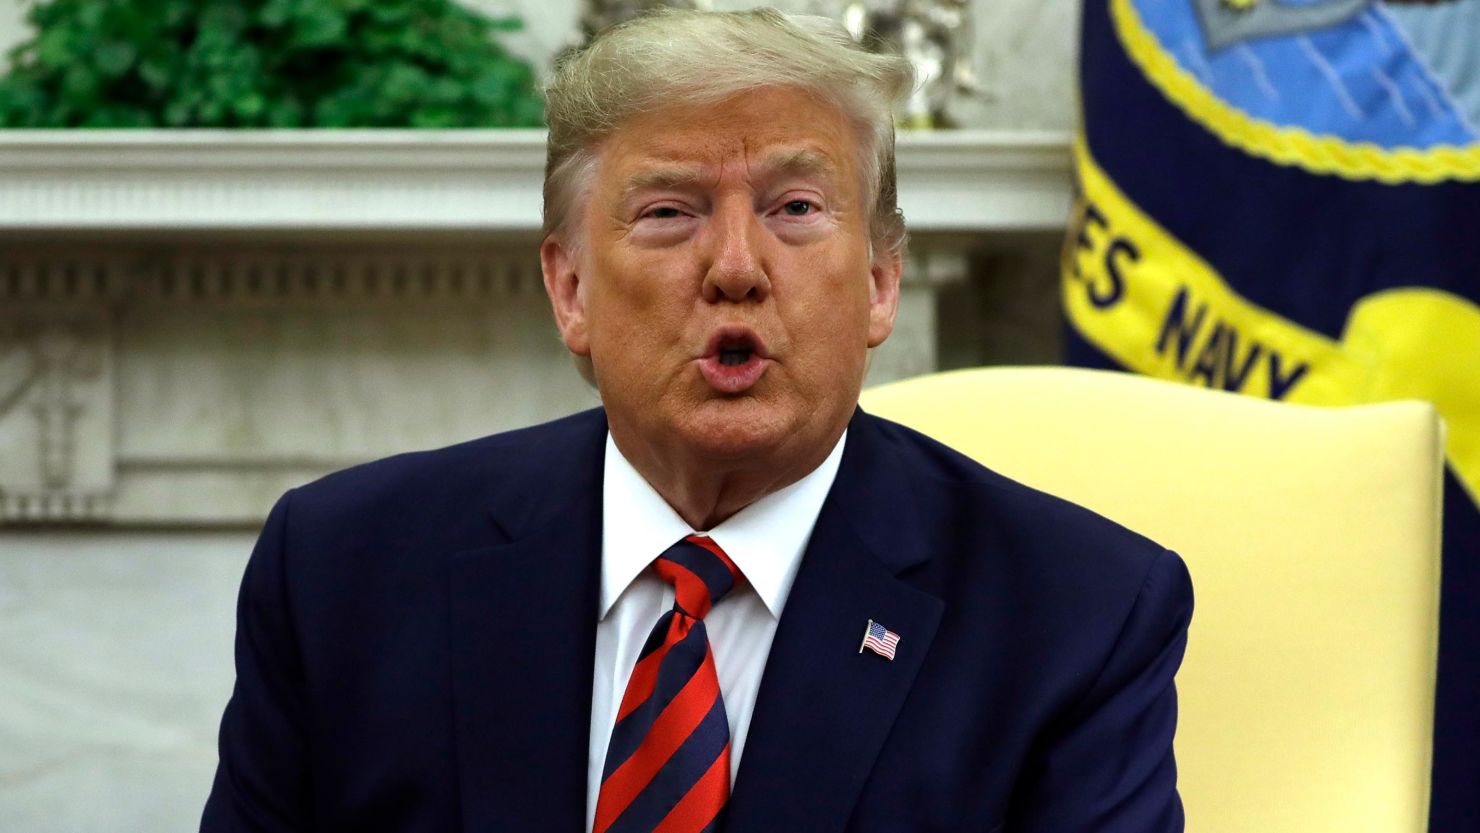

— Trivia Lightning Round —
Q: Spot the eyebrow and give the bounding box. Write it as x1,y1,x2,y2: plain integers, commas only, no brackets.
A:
619,163,707,202
617,148,840,204
760,148,838,181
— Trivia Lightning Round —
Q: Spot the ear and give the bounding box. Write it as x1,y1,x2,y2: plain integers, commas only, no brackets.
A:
866,247,903,348
541,235,591,356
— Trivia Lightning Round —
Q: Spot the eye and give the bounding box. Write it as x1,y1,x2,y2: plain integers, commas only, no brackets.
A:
642,205,685,220
781,200,817,216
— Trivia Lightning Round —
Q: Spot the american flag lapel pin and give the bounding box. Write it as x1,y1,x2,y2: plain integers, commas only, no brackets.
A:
859,618,900,661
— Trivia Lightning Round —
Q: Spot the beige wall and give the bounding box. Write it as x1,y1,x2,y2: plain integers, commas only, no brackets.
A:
0,0,23,54
0,532,252,832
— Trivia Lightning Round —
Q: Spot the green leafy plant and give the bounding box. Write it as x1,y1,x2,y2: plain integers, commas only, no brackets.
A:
0,0,545,127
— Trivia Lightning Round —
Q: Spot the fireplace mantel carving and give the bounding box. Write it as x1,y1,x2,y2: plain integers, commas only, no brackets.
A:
0,130,1070,526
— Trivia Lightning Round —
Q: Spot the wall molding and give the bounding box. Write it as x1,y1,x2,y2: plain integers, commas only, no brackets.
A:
0,131,1067,526
0,129,1072,234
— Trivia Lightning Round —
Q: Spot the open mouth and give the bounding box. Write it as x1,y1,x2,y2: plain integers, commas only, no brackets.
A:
718,342,754,366
700,327,769,393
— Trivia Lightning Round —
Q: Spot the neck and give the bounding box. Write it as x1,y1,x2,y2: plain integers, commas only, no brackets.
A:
610,426,841,531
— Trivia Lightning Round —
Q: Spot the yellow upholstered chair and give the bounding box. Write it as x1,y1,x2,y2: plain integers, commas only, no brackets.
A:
860,366,1444,833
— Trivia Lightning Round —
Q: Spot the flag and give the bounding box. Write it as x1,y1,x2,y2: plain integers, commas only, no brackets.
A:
860,619,900,660
1063,1,1480,828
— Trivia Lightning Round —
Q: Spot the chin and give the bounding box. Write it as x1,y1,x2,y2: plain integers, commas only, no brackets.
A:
675,400,798,461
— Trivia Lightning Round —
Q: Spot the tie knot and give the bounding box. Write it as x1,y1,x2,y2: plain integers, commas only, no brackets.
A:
654,535,743,620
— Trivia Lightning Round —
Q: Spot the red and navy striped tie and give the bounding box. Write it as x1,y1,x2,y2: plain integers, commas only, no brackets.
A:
593,535,743,833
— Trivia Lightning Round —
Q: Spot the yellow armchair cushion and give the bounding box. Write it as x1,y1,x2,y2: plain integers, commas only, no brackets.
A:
861,366,1443,833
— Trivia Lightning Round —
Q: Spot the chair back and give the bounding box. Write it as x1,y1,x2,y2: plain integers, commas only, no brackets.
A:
860,366,1444,833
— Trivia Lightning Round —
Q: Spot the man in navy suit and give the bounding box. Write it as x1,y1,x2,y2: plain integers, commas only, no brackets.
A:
202,9,1192,832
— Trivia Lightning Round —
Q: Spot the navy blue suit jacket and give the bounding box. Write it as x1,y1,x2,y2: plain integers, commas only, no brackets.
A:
202,407,1193,832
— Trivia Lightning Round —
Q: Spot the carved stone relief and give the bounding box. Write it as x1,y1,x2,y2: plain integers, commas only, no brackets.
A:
0,312,114,522
0,238,961,527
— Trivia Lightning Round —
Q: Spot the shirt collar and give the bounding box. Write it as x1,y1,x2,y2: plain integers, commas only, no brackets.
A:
600,429,847,620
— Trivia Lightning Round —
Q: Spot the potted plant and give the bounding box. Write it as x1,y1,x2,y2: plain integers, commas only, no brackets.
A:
0,0,544,127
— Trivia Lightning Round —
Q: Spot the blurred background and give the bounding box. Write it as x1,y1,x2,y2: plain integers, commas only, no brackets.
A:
0,0,1475,830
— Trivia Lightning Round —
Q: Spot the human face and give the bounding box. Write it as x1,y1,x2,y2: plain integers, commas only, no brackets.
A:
541,86,901,472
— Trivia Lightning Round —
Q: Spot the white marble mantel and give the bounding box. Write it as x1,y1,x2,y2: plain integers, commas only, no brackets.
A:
0,129,1070,232
0,130,1071,527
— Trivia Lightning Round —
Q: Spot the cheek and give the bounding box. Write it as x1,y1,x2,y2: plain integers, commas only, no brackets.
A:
587,253,695,345
797,250,873,314
781,272,873,353
589,246,653,310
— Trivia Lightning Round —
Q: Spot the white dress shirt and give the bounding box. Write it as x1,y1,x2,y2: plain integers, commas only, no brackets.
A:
585,430,846,833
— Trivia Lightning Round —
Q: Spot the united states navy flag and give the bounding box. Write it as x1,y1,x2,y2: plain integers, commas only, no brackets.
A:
1063,1,1480,829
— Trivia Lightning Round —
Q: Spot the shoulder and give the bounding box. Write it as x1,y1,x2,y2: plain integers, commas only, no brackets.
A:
859,411,1193,725
277,407,607,551
864,411,1166,565
860,410,1188,619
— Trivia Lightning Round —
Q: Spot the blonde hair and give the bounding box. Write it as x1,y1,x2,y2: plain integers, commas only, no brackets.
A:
541,7,913,259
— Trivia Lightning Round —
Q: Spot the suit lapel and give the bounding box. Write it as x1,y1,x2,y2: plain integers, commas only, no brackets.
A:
449,410,606,833
446,408,942,832
727,411,945,833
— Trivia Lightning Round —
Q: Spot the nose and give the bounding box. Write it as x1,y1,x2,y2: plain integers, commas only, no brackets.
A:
701,197,771,303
